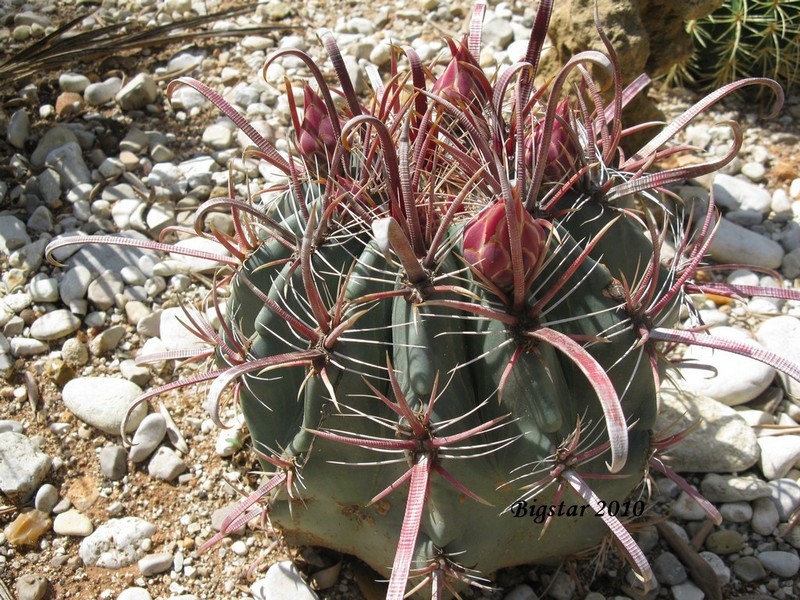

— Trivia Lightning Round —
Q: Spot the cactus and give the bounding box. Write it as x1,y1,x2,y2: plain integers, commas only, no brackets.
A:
46,1,800,598
669,0,800,93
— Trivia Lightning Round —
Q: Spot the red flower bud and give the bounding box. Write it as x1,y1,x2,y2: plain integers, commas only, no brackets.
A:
462,199,547,292
432,41,489,110
298,84,338,172
531,99,579,182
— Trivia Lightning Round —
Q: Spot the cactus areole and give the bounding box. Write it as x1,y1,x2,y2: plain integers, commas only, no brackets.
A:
45,1,799,598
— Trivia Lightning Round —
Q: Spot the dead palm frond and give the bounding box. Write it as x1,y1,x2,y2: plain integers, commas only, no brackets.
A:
0,3,296,89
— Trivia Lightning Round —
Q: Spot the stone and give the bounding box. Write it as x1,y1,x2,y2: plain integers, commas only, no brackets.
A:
704,529,743,555
128,414,167,463
719,502,752,523
147,446,187,481
61,338,89,366
79,517,156,568
99,445,128,481
53,508,93,536
29,275,59,303
768,478,800,521
670,491,709,521
202,123,234,149
250,561,319,600
210,503,247,536
756,315,800,400
712,173,773,213
62,377,147,435
30,309,81,341
758,435,800,480
4,509,51,546
782,248,800,279
700,551,731,586
7,108,30,149
653,551,687,585
503,584,538,600
90,325,126,355
15,574,49,600
138,552,174,576
708,217,784,269
169,236,232,273
30,125,79,169
672,326,775,405
700,473,771,503
87,270,125,310
35,483,59,513
751,496,780,535
482,17,514,48
0,432,52,503
159,307,210,351
45,141,92,188
654,389,760,473
84,77,122,106
116,73,158,110
0,215,31,254
757,551,800,578
670,580,704,600
117,588,153,600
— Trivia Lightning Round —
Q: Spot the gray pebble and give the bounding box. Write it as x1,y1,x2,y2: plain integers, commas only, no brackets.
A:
85,77,122,106
138,552,174,576
0,419,23,433
700,551,731,585
653,551,687,585
45,141,91,188
0,215,31,254
87,270,124,310
758,550,800,578
670,580,704,600
147,446,187,481
251,561,319,600
700,473,771,503
751,496,780,536
7,108,30,149
732,556,767,582
129,414,167,463
15,574,49,600
90,325,126,355
34,483,59,513
719,501,752,523
99,445,127,481
503,584,538,600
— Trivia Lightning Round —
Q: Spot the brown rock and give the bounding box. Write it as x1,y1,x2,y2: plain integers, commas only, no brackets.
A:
4,509,51,547
55,92,84,119
66,476,100,511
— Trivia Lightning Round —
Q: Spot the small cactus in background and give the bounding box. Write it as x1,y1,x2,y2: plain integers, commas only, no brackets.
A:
47,1,800,597
669,0,800,93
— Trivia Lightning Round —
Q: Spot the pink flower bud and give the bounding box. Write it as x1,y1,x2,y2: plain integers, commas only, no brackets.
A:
298,84,338,172
462,199,547,292
531,99,579,182
432,40,489,110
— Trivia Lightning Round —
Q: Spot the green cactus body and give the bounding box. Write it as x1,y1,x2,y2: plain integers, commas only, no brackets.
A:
44,1,797,597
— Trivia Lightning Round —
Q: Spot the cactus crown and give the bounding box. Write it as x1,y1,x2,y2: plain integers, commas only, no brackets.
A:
45,1,799,598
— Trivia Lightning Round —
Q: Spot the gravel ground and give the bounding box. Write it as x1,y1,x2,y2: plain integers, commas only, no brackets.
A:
1,1,800,600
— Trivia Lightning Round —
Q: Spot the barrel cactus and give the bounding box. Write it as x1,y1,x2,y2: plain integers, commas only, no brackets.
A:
47,1,799,597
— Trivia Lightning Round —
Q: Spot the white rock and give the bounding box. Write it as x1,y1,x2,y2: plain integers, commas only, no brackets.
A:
62,377,147,435
79,517,155,568
0,432,52,503
756,315,800,400
84,77,122,106
128,414,167,463
655,389,759,473
251,561,319,600
712,173,772,213
202,123,234,149
159,307,210,351
758,435,800,480
672,326,775,406
138,552,173,576
29,309,81,341
719,502,752,523
53,508,94,536
700,473,771,502
147,446,187,482
758,551,800,578
117,587,152,600
60,265,92,303
116,73,158,110
700,551,731,585
670,491,708,521
29,275,60,303
59,72,90,93
708,217,784,269
768,478,800,521
169,237,231,273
